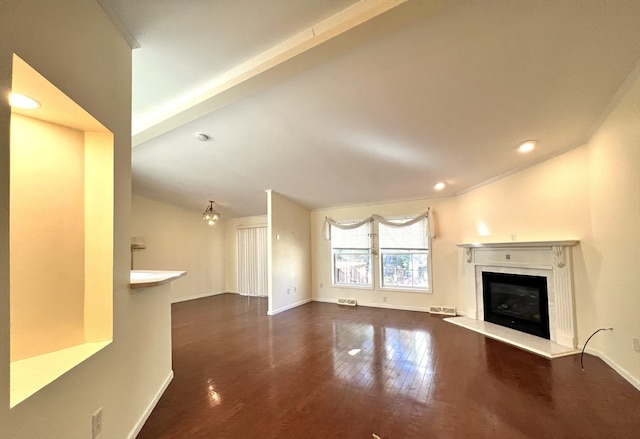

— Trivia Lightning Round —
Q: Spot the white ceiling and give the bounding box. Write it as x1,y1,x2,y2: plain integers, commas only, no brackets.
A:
100,0,640,218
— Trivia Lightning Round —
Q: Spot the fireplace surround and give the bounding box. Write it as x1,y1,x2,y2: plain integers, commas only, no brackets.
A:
454,240,579,353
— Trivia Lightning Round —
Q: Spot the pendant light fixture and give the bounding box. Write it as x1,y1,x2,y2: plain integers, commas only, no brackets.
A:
203,200,220,225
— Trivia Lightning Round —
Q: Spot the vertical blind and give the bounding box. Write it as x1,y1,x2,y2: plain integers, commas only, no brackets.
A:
237,226,268,296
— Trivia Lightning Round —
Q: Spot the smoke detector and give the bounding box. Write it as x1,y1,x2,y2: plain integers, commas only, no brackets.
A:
196,133,209,142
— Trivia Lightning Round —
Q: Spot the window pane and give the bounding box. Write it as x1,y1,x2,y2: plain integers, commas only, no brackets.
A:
333,250,371,286
381,250,428,288
379,218,429,290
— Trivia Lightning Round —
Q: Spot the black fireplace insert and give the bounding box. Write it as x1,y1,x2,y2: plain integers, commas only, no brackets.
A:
482,271,550,339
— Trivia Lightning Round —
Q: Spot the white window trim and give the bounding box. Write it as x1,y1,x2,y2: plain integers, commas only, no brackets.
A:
327,214,433,293
330,221,373,288
377,216,432,294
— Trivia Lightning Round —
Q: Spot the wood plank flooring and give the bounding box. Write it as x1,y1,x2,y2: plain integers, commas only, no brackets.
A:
137,294,640,439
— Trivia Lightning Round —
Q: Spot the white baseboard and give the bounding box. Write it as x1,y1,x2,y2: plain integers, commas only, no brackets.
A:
268,298,312,315
127,370,174,439
456,310,469,317
311,297,429,313
584,347,640,391
171,290,226,303
311,297,335,305
359,301,429,313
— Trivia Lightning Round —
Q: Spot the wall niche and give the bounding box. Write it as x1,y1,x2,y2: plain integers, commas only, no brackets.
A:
9,54,113,408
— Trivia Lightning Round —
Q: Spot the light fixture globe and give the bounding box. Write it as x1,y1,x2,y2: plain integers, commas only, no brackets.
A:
202,200,220,225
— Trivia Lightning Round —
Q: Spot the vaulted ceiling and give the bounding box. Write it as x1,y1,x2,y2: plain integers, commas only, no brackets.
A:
99,0,640,218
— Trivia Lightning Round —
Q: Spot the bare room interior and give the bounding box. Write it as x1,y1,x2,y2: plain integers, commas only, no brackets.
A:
1,1,639,438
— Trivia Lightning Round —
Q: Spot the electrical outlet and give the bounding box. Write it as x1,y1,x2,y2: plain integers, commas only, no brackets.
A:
382,296,387,303
287,288,290,294
633,338,640,353
294,287,297,293
92,408,103,438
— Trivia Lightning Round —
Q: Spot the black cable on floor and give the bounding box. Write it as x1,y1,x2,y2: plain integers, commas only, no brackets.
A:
581,327,613,370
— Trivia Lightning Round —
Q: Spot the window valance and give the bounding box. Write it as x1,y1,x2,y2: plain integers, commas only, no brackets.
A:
322,208,436,240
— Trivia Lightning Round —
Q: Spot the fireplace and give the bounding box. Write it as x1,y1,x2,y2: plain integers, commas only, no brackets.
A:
455,240,579,351
482,271,550,339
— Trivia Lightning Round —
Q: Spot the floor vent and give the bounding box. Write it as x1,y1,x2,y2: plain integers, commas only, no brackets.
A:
429,306,456,316
337,298,357,307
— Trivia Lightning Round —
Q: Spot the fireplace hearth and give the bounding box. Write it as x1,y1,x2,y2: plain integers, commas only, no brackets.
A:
482,271,550,339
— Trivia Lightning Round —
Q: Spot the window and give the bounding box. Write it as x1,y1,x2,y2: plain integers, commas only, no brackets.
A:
328,215,431,292
379,219,429,290
331,222,372,287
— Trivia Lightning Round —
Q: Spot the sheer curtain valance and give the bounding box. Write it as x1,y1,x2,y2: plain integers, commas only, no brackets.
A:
322,208,435,240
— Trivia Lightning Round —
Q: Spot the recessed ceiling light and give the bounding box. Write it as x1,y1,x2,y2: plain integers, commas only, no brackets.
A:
9,93,40,109
434,182,445,191
518,141,536,153
196,133,209,142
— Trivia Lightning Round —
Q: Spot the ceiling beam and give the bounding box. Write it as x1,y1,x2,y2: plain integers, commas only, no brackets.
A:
131,0,415,146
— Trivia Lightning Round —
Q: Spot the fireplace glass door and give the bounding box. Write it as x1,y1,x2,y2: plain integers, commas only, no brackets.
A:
482,272,550,339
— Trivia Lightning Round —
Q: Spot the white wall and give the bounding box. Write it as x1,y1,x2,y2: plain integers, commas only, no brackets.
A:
455,146,593,328
267,191,312,314
454,65,640,386
131,195,226,302
311,197,459,312
585,65,640,386
0,2,173,438
224,214,268,293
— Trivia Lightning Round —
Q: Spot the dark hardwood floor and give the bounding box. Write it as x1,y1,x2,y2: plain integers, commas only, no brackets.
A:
137,294,640,439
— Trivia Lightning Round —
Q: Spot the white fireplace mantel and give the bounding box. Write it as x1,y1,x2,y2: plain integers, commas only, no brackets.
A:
457,240,578,266
455,240,580,351
457,240,579,248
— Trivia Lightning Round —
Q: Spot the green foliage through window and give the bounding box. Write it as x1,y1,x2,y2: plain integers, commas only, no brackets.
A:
381,250,428,288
